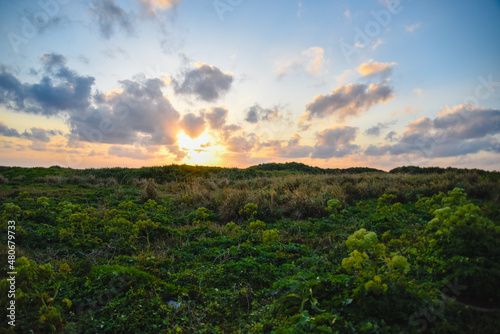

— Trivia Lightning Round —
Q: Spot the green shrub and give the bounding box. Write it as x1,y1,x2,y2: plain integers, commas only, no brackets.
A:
263,229,279,243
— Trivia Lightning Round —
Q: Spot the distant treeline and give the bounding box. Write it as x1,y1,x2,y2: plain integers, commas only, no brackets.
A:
0,162,498,185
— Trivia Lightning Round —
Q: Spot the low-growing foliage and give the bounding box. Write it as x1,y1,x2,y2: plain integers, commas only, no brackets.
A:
0,165,499,333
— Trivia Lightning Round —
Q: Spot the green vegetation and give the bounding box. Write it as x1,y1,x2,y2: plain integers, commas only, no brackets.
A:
0,163,499,333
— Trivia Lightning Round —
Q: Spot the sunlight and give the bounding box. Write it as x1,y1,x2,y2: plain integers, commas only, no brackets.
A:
176,131,219,166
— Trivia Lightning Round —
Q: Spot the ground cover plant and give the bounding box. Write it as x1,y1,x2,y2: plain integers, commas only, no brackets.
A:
0,163,499,333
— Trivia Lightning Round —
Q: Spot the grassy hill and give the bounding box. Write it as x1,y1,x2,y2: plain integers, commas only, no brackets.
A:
1,164,499,333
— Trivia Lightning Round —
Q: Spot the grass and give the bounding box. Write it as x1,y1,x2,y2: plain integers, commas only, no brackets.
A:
0,163,499,333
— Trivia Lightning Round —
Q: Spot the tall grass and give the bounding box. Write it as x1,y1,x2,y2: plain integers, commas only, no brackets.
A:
163,172,499,222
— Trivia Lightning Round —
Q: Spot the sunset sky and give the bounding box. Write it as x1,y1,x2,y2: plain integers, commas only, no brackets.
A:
1,0,500,170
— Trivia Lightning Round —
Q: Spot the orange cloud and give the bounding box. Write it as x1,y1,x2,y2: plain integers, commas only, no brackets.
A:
358,60,397,77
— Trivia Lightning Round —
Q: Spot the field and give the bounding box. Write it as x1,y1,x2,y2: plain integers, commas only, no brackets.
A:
1,163,499,333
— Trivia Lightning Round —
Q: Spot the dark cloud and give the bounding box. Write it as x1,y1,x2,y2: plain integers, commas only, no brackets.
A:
0,56,95,116
365,123,387,136
0,122,21,138
22,128,51,142
245,108,258,123
41,53,67,70
385,130,397,141
173,63,233,102
205,106,228,129
365,105,500,158
69,77,179,146
365,121,394,136
301,82,394,123
0,54,186,153
29,75,95,113
0,122,61,144
244,104,281,123
311,126,359,159
179,112,206,138
91,0,135,39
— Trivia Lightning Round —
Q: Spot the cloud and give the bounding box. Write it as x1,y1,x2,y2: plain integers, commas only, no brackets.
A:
103,46,128,59
244,104,282,123
0,55,95,116
276,47,327,77
205,106,228,129
179,112,206,138
173,63,234,102
226,135,256,153
365,122,390,136
406,23,421,33
165,144,187,161
371,38,384,51
0,122,21,138
276,59,301,78
28,142,48,151
358,60,397,77
385,131,397,141
262,134,314,158
90,0,135,39
297,1,303,17
301,82,395,123
365,104,500,158
41,53,67,70
311,126,359,159
413,88,423,96
139,0,182,14
21,128,56,143
0,122,61,152
108,146,155,160
220,124,242,140
302,47,326,75
69,77,179,146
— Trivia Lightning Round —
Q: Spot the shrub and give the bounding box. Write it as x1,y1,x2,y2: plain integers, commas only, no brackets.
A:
423,188,500,301
326,199,342,214
248,220,266,232
141,178,159,202
225,222,242,236
263,229,279,243
239,203,258,221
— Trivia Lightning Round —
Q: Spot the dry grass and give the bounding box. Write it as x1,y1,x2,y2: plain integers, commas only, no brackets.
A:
160,172,499,223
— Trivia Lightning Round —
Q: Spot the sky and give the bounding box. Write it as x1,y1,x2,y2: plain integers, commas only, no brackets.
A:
0,0,500,170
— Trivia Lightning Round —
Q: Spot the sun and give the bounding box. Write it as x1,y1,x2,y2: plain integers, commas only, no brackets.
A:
176,131,220,166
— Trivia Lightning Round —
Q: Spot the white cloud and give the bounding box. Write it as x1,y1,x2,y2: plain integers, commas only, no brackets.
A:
406,23,421,33
276,47,327,77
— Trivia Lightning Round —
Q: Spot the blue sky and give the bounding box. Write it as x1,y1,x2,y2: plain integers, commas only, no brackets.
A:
0,0,499,170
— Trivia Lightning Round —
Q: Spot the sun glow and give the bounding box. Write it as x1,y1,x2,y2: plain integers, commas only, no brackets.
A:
176,131,220,166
